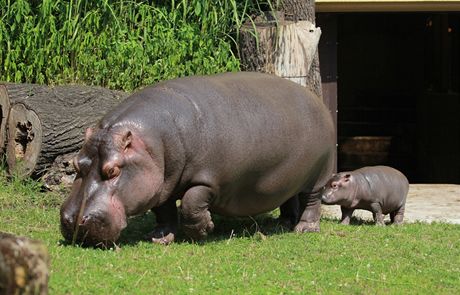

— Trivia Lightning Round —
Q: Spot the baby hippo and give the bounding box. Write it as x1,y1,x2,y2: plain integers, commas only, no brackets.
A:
321,166,409,225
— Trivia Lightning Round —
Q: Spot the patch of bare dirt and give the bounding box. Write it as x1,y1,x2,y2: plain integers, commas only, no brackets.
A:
321,184,460,224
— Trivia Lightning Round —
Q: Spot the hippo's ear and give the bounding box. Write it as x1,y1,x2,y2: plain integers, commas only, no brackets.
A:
343,174,351,182
122,130,132,150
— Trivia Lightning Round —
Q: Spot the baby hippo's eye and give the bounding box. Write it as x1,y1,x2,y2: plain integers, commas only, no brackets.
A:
332,183,338,189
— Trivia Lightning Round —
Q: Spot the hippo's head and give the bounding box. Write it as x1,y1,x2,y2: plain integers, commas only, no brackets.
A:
320,173,353,205
60,127,164,246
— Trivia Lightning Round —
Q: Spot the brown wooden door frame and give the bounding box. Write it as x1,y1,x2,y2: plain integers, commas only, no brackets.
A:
317,13,338,172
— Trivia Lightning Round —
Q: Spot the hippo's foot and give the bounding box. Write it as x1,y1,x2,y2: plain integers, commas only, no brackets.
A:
182,210,215,241
391,218,404,225
294,221,320,233
340,219,351,225
372,213,385,226
145,225,176,245
390,207,405,225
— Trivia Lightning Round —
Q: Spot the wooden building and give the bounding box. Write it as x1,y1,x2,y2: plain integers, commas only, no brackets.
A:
316,0,460,183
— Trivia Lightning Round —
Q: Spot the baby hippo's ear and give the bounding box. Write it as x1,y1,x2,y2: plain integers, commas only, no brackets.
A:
343,173,351,182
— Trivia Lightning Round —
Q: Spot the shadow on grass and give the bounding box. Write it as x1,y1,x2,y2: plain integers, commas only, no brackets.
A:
60,214,381,249
321,215,385,226
115,211,292,247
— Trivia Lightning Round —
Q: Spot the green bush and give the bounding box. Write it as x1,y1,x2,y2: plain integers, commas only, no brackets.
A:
0,0,247,91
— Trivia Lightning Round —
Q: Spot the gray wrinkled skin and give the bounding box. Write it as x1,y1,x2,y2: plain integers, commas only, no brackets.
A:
60,72,335,246
321,166,409,225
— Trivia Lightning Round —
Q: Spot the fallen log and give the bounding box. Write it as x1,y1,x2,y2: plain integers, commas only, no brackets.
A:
41,152,78,192
0,83,128,178
0,232,50,295
0,85,10,154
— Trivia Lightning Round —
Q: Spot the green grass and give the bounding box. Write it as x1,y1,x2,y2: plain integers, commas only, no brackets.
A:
0,175,459,294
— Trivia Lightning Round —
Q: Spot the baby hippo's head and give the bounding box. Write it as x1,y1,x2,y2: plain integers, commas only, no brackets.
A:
320,172,353,205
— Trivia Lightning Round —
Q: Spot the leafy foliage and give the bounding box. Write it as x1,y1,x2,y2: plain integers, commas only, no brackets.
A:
0,0,262,91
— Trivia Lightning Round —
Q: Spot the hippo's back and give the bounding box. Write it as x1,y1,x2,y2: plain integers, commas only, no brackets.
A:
355,166,409,213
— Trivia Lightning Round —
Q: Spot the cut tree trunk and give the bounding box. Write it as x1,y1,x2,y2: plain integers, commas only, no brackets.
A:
240,18,321,87
279,0,323,97
0,232,50,295
239,0,323,98
0,83,128,178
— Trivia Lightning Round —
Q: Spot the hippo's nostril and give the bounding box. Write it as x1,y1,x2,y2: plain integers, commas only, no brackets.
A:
79,215,90,226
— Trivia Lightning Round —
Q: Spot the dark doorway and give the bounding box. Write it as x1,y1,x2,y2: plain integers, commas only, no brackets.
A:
318,12,460,183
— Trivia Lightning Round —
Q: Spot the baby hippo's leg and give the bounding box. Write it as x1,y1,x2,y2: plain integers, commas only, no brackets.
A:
390,205,405,225
340,207,354,225
370,202,385,226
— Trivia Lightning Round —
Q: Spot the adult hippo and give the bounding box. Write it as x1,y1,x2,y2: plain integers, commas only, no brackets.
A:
60,72,335,246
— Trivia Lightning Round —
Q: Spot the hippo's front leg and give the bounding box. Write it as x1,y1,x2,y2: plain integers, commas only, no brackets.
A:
370,202,385,225
340,207,354,225
180,186,215,240
147,199,178,245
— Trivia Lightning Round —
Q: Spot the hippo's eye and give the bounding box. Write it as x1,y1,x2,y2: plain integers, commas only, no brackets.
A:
332,184,338,189
105,166,121,179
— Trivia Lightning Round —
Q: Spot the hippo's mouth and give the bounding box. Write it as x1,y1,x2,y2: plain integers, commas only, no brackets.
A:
60,196,128,247
320,194,334,204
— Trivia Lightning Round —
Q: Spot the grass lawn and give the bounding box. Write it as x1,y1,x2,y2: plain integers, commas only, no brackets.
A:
0,175,459,294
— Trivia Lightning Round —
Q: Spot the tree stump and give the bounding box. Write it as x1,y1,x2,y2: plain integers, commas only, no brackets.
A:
0,232,50,295
0,83,128,178
239,17,321,88
239,0,323,98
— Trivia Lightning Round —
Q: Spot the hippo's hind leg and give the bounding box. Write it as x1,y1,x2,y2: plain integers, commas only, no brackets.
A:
180,186,215,241
147,198,178,245
294,192,321,233
278,195,300,229
370,202,385,226
390,205,405,225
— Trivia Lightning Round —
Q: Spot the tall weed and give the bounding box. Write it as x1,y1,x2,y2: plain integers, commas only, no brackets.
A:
0,0,264,91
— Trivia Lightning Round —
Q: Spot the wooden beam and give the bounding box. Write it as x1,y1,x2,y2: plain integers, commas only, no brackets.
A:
316,0,460,12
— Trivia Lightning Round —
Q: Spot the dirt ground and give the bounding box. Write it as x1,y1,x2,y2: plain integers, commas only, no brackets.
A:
321,184,460,224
